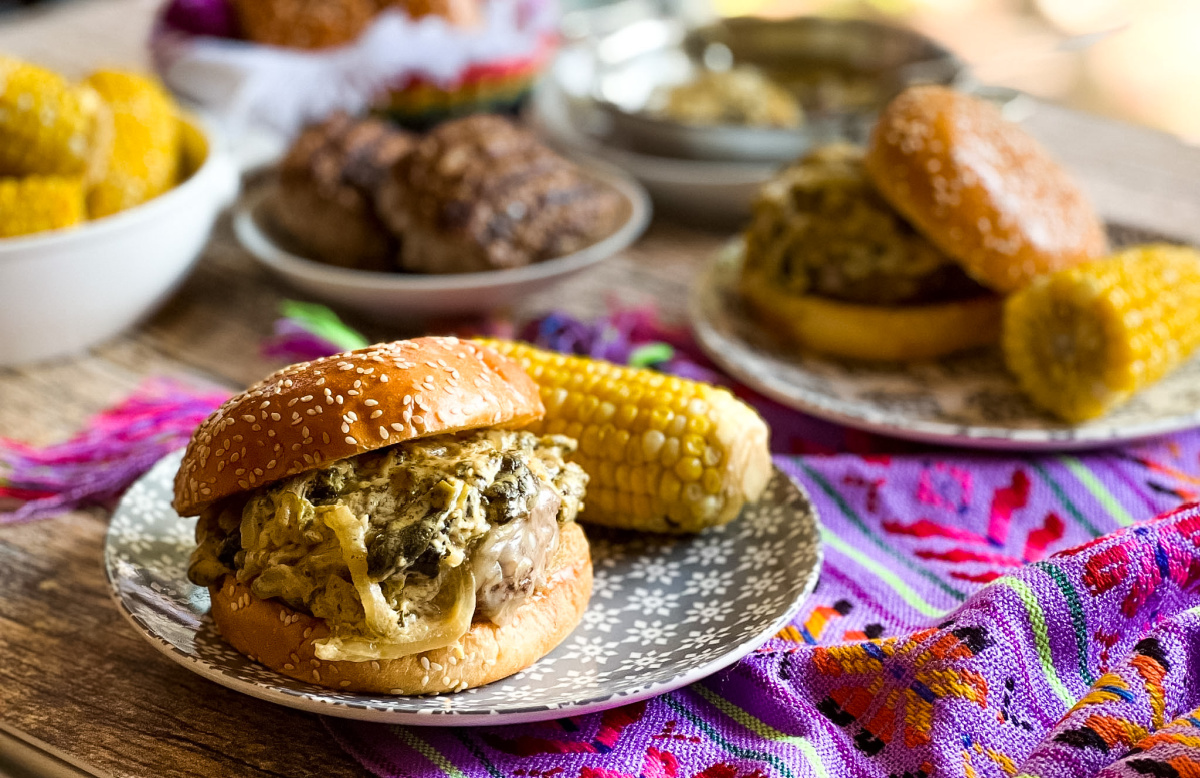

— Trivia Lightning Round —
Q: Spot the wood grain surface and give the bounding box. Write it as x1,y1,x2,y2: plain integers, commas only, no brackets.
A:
2,1,1200,776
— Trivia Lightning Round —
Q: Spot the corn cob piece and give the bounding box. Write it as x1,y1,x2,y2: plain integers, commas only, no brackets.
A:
0,56,111,180
84,70,180,218
1002,244,1200,423
482,339,772,533
0,175,86,237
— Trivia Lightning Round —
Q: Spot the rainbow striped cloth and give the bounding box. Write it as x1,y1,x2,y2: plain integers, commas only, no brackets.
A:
327,372,1200,778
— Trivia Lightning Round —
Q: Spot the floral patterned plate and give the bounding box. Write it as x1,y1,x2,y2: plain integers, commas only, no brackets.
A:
104,450,822,725
690,229,1200,451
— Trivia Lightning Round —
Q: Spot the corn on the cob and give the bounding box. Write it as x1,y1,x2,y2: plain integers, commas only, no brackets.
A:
0,56,112,180
0,175,86,237
481,339,772,534
84,70,180,218
177,113,209,182
1002,244,1200,423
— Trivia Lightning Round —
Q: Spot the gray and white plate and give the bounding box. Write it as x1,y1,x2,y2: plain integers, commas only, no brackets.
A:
104,451,821,725
690,232,1200,451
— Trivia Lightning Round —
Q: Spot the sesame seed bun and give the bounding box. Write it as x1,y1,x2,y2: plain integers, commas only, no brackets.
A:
865,86,1107,293
172,337,544,517
208,521,592,694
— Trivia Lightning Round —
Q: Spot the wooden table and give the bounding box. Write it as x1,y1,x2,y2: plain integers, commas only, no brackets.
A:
2,2,1200,776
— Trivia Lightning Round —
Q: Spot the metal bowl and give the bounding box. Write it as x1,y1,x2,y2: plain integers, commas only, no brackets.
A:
587,16,965,163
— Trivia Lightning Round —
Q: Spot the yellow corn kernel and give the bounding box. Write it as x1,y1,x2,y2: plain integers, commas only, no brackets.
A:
0,176,86,237
480,339,773,533
0,57,111,180
84,70,180,218
1002,244,1200,423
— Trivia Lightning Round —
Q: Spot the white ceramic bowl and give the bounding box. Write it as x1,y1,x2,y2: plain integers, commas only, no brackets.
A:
234,164,651,321
0,117,239,367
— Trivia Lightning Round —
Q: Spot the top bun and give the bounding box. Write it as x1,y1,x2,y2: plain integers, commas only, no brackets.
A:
173,337,543,516
865,86,1107,293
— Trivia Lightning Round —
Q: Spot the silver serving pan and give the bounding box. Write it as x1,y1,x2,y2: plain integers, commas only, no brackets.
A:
588,16,966,163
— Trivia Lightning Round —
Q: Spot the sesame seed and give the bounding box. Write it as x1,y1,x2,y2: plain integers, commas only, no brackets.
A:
287,398,298,407
312,670,321,682
379,426,389,439
310,659,320,667
364,399,379,406
443,676,452,686
380,375,389,383
370,410,383,419
345,436,357,445
300,395,313,402
341,423,351,434
371,661,381,672
340,681,351,688
421,657,430,670
420,676,429,686
284,663,294,670
241,414,256,423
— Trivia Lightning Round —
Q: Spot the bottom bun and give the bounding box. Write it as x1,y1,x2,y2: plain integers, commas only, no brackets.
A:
209,522,592,695
740,272,1003,362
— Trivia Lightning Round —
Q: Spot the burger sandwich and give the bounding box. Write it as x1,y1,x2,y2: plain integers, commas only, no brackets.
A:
739,85,1108,362
176,337,591,694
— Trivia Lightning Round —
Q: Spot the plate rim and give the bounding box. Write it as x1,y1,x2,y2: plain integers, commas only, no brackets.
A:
689,239,1200,452
104,451,823,726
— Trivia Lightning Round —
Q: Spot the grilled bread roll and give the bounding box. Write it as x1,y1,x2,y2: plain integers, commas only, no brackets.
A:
272,113,416,269
376,115,627,274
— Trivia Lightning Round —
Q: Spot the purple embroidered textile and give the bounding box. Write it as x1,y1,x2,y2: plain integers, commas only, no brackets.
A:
326,432,1200,778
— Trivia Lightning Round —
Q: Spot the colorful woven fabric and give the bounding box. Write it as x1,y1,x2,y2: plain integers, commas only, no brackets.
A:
327,436,1200,778
323,318,1200,778
9,306,1200,776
